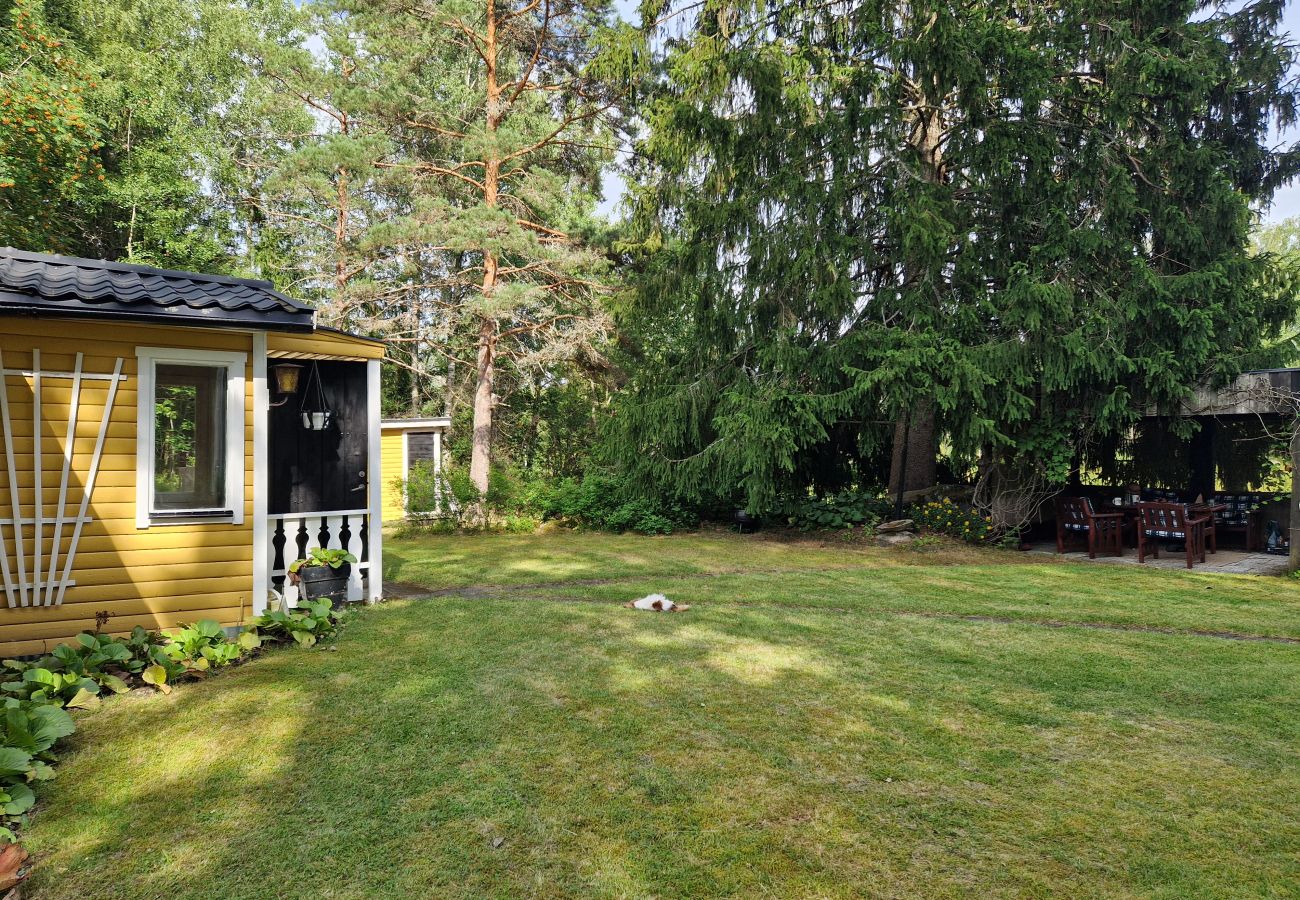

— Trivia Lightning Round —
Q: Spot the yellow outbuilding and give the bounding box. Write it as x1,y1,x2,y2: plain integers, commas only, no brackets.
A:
0,248,386,657
380,418,450,521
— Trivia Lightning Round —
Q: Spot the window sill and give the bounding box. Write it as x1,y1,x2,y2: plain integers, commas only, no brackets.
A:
145,509,238,527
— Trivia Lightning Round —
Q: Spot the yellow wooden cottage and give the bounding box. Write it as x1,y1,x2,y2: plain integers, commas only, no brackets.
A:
379,417,450,521
0,248,386,657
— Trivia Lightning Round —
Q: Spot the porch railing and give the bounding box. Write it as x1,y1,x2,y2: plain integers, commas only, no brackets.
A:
269,508,370,606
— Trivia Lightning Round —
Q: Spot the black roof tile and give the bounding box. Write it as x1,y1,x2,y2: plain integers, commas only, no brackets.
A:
0,248,315,330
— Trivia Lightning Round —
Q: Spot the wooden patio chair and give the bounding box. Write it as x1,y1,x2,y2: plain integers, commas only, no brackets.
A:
1208,494,1262,552
1136,502,1209,569
1055,496,1124,558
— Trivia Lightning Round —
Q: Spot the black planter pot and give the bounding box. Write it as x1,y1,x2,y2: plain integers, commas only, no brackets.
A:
296,563,351,608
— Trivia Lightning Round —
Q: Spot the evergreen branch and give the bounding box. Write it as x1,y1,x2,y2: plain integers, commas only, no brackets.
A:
441,17,491,64
515,218,568,240
499,102,617,164
504,0,551,106
376,159,486,191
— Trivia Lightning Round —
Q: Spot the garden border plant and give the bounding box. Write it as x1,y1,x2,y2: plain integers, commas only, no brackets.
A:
0,598,351,887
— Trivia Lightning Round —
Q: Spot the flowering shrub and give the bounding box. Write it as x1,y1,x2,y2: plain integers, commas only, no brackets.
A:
910,497,996,543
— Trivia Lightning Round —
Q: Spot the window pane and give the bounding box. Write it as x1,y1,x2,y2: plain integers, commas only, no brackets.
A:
154,364,226,510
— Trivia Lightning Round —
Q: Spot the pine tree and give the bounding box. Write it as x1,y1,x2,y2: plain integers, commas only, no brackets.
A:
341,0,624,493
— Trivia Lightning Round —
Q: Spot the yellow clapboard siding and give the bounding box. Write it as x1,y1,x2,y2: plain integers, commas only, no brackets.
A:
0,606,251,654
61,544,251,570
29,571,251,605
5,595,253,622
1,320,256,648
380,431,406,520
71,528,256,552
22,560,253,590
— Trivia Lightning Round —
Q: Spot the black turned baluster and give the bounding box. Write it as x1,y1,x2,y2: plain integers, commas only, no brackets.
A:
359,515,369,564
294,519,309,563
339,514,352,556
317,516,332,551
271,518,287,593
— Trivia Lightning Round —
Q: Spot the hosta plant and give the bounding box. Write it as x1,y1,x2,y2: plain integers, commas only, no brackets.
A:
162,621,248,673
0,699,74,819
251,599,343,648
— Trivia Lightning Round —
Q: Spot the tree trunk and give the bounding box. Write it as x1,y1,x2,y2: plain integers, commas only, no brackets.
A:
888,404,936,499
1289,423,1299,572
467,0,501,501
469,317,495,495
887,82,946,502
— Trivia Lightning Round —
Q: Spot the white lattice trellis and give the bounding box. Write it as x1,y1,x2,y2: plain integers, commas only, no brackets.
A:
0,349,125,608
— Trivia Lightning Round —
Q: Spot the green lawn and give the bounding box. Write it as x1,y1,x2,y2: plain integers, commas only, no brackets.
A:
24,533,1300,898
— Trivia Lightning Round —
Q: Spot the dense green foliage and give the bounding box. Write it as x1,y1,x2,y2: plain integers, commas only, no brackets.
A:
771,490,888,532
5,0,1300,516
402,461,697,534
610,0,1300,513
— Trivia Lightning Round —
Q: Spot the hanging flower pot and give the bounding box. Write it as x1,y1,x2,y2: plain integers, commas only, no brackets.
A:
301,409,332,431
298,361,333,432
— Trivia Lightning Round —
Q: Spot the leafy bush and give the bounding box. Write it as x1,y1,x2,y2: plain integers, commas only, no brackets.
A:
251,598,344,648
403,464,697,535
161,620,255,673
403,461,482,528
771,490,887,532
0,629,163,708
910,497,996,543
529,474,696,534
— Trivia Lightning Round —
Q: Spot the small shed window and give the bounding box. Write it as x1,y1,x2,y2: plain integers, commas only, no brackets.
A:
407,432,438,467
136,347,247,527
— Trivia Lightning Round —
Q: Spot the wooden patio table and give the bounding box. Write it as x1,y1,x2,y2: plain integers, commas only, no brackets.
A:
1104,502,1226,551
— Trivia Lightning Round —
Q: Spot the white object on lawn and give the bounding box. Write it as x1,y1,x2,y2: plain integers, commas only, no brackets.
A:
626,593,690,612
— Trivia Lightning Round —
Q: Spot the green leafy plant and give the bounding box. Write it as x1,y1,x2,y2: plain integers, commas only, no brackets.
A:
288,548,358,575
0,699,75,821
910,497,997,544
162,620,248,672
772,490,887,532
529,474,697,534
0,630,147,708
250,599,343,649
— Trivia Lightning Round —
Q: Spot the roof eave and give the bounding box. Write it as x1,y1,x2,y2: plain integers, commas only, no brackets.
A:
0,294,316,332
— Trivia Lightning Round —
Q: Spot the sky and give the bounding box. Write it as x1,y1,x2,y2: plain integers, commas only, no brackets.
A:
599,1,1300,225
1262,1,1300,223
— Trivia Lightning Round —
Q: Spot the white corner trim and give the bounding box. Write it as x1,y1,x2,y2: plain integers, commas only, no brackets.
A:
251,333,269,616
135,346,248,529
400,430,410,515
366,358,383,601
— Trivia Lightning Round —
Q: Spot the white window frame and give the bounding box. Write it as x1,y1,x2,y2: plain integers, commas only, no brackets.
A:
136,346,247,528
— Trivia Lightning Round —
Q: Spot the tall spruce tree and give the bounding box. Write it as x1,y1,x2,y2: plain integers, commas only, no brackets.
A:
613,0,1300,517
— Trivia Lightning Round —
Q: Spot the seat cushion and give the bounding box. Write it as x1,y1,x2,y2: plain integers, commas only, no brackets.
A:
1144,528,1188,539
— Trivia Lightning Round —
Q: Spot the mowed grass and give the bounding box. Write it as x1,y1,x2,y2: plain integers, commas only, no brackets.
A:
23,532,1300,898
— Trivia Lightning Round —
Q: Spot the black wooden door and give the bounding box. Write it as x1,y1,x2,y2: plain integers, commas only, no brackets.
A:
268,360,368,514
